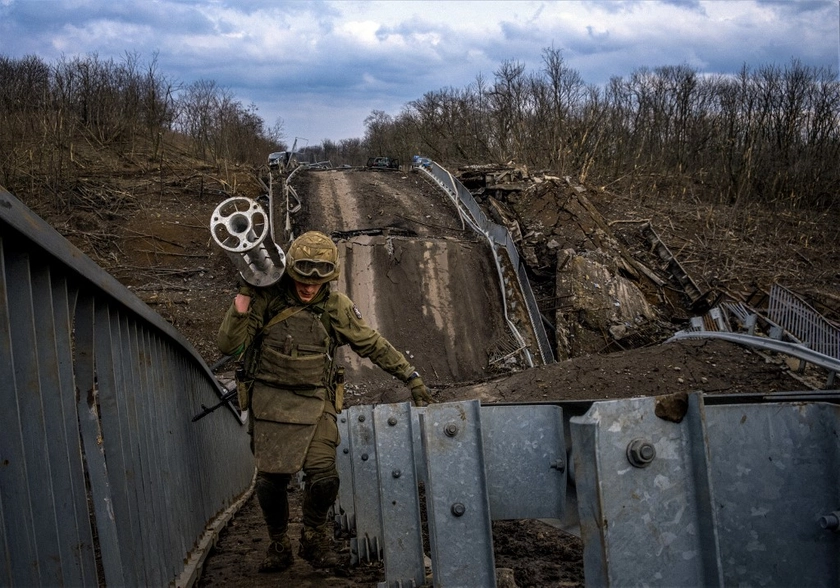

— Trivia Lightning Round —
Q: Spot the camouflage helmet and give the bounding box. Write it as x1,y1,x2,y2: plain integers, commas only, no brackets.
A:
286,231,340,284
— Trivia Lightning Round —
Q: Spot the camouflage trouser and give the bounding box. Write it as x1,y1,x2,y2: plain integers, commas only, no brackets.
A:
255,410,340,537
302,409,340,473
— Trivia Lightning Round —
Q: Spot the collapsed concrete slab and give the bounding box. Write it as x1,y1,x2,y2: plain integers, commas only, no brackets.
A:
334,235,511,401
555,249,657,359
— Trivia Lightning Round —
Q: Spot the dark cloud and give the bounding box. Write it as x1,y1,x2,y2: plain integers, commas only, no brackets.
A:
0,0,836,141
3,0,212,37
659,0,706,14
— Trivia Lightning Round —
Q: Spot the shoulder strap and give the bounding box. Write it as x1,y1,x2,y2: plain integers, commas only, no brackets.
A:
312,296,336,341
259,293,338,344
260,305,306,335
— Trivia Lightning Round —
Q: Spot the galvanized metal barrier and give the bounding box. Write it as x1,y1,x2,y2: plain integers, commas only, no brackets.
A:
336,400,568,587
413,159,555,366
337,394,839,587
672,292,840,387
0,188,254,586
573,392,839,586
768,283,840,361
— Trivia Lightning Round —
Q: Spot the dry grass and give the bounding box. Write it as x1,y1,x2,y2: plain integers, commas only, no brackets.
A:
598,186,840,319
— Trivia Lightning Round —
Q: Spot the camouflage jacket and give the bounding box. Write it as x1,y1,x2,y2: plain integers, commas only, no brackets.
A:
217,279,416,394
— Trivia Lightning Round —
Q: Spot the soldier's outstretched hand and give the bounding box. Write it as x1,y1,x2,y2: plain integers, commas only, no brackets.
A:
408,374,435,407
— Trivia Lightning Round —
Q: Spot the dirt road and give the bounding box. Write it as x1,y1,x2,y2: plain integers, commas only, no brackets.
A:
301,168,464,237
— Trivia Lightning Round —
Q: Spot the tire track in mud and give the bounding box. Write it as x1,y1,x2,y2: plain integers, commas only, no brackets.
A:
308,169,362,233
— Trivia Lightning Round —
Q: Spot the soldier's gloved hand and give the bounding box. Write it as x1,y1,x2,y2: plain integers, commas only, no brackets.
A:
237,280,256,298
408,375,434,407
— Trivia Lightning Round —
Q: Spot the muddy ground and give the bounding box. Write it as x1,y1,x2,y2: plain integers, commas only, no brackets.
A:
13,151,837,587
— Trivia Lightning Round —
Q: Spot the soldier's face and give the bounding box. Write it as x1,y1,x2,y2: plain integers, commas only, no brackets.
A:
294,280,322,303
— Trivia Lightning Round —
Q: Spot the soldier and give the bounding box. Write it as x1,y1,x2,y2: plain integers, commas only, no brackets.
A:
217,230,434,573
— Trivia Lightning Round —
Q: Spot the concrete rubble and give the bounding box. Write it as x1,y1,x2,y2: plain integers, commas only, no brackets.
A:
457,163,707,360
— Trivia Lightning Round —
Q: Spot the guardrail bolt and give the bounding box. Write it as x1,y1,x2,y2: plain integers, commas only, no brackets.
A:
819,511,840,531
358,415,366,422
392,469,402,479
361,453,369,461
451,503,466,517
626,438,656,468
388,416,398,426
550,458,566,472
343,448,349,454
444,423,458,437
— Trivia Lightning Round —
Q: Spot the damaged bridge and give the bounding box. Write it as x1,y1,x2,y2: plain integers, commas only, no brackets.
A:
1,158,838,587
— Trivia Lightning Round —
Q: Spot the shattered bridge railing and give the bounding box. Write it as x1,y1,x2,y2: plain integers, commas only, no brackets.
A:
412,158,555,367
767,283,840,361
336,395,839,587
0,188,254,587
671,283,840,387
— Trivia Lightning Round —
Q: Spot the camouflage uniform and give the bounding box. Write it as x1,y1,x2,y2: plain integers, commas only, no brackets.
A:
217,274,418,569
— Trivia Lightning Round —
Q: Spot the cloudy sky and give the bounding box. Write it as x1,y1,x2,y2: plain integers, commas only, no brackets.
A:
1,1,838,145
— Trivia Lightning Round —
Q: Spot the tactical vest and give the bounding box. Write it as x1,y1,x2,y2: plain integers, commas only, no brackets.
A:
253,303,335,392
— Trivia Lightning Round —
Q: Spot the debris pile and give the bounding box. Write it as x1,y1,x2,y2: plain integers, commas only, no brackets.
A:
457,164,713,359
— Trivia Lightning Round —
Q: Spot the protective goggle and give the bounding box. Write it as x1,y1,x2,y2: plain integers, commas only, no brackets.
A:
292,258,335,278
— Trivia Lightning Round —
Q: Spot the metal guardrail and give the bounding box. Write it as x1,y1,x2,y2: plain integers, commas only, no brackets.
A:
337,394,839,587
572,392,839,586
670,330,840,374
336,400,568,587
413,159,555,365
768,283,840,360
672,287,839,386
0,188,254,586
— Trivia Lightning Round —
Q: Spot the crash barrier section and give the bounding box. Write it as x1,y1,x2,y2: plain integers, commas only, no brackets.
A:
671,292,840,388
335,395,839,588
768,283,840,362
412,158,555,366
0,188,254,587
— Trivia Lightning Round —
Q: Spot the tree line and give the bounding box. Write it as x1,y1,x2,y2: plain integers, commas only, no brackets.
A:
2,49,837,211
362,48,839,210
0,52,284,197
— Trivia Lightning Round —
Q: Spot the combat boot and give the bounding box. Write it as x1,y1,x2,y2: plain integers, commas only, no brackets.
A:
299,524,344,569
258,534,293,573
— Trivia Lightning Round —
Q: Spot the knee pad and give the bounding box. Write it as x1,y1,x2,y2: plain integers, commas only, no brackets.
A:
306,468,340,505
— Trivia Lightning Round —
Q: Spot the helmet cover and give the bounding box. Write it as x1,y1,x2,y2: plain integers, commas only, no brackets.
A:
286,231,340,284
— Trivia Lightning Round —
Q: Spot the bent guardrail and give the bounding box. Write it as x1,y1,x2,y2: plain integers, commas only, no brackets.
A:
412,157,555,366
0,188,254,587
673,291,839,388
